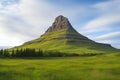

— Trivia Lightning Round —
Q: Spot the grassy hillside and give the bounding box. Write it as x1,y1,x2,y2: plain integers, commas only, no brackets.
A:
13,29,118,54
0,53,120,80
10,15,119,54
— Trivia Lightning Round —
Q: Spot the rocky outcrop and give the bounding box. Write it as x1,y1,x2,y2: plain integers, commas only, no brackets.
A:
45,15,73,33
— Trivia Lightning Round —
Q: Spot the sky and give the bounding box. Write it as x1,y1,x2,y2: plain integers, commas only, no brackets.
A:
0,0,120,49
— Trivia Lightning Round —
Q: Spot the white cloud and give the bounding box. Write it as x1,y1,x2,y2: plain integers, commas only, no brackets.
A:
0,21,30,46
95,32,120,41
82,0,120,34
93,0,120,13
83,14,120,33
94,32,120,49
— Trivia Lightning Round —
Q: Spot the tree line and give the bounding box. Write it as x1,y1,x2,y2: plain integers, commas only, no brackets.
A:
0,48,79,57
0,48,103,57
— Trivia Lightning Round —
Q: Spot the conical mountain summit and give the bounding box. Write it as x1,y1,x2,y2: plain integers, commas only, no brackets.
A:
17,15,117,54
45,15,73,33
42,15,91,43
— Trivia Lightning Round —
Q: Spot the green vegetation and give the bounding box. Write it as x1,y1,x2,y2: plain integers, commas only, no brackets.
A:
13,29,118,55
0,53,120,80
2,15,119,80
10,15,119,54
0,48,103,57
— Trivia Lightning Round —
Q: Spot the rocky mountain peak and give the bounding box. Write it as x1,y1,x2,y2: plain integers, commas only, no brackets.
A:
45,15,73,33
55,15,68,23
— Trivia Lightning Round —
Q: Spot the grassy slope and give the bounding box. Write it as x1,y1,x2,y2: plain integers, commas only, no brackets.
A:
15,29,118,54
0,53,120,80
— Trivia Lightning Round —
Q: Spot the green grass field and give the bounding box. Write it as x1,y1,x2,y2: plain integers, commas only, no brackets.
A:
0,53,120,80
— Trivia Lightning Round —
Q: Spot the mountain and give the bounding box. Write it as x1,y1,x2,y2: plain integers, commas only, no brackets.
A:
14,15,118,54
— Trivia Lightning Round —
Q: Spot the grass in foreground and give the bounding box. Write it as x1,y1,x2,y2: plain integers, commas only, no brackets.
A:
0,53,120,80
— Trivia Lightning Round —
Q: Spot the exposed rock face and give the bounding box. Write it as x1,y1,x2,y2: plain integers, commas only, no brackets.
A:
45,15,73,33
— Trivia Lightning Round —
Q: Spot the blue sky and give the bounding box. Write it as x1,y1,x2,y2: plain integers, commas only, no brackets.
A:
0,0,120,49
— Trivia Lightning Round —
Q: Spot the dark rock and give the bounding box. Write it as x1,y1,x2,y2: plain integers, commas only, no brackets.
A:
45,15,72,33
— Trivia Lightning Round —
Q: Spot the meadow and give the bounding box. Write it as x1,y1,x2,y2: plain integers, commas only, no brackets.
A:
0,53,120,80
